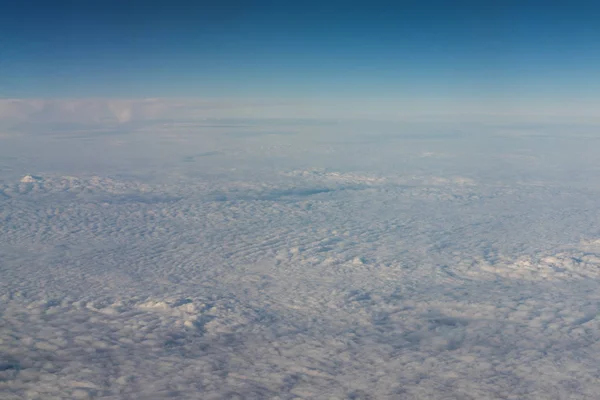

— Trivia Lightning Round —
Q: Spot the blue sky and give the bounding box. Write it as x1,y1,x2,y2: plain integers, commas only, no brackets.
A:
1,1,599,100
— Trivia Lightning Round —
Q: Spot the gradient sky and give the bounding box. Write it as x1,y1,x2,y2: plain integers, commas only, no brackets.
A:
1,1,599,100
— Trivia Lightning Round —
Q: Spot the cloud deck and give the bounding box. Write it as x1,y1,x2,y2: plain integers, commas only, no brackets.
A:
1,118,600,399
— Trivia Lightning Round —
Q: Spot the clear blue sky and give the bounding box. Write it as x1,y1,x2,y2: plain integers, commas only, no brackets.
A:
1,0,599,99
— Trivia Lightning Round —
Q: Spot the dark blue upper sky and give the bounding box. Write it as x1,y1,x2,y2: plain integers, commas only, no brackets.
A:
1,0,599,99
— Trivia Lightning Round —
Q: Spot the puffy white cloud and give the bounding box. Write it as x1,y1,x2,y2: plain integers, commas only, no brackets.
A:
2,117,600,398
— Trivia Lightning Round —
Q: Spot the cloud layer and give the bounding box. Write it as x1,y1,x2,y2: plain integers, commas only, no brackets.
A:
4,98,600,128
2,118,600,398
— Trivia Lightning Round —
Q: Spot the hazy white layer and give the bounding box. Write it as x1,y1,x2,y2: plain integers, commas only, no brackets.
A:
2,98,600,126
1,114,600,399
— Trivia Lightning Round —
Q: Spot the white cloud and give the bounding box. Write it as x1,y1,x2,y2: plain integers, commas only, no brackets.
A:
0,98,313,126
3,97,600,128
2,116,600,398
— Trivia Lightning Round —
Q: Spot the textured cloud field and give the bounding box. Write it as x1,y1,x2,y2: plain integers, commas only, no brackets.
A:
1,113,600,399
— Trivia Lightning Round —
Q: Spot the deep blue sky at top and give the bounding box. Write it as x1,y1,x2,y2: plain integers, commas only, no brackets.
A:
1,0,599,99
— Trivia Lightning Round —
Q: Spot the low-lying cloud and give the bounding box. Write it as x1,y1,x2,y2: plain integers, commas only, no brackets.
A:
2,117,600,399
